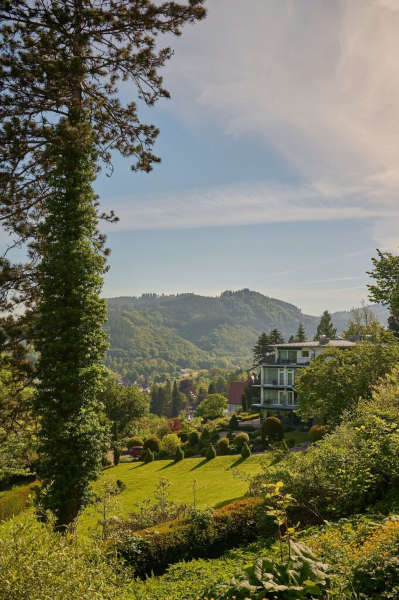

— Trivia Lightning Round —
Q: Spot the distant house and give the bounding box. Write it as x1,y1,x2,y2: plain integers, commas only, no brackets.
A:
227,380,249,413
251,336,356,425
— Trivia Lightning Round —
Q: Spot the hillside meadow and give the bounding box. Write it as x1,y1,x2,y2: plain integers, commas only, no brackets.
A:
79,454,267,535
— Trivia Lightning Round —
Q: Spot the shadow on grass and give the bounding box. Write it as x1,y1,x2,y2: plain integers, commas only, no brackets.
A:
159,461,176,470
214,496,243,509
128,462,146,470
228,456,247,469
190,458,208,471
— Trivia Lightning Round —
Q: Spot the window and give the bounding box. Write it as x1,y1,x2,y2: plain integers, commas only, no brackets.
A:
263,367,278,385
287,369,294,386
302,350,309,358
278,369,285,385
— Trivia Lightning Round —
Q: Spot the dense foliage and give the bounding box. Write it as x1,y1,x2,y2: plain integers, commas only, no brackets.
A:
296,342,399,426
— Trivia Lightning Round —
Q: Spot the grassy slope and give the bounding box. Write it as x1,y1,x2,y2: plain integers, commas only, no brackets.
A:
79,455,266,534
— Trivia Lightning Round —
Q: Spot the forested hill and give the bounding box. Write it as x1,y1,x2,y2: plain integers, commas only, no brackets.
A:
104,289,387,382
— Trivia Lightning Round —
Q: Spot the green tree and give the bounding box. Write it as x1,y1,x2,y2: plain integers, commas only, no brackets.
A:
368,250,399,337
270,329,285,344
206,444,216,460
196,394,227,419
0,0,206,531
171,380,187,417
295,323,306,342
261,417,283,441
343,304,386,342
252,333,273,365
314,310,336,340
100,372,149,441
296,342,399,426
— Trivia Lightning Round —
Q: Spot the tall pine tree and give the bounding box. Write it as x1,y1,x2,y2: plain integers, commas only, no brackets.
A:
252,332,273,365
0,0,205,530
314,310,336,340
295,323,306,342
270,329,285,344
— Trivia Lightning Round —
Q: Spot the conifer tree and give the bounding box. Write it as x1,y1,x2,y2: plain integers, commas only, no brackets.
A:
0,0,205,530
269,329,285,344
252,332,273,365
314,310,336,340
295,323,306,342
171,380,186,417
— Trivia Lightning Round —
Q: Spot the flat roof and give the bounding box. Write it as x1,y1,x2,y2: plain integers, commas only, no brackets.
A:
276,340,356,348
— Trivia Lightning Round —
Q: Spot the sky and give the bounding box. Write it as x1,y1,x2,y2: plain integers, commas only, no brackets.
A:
4,0,399,315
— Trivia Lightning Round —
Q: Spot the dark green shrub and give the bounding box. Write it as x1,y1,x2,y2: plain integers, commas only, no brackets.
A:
117,497,266,578
206,445,216,460
217,437,230,455
261,416,283,441
229,413,239,430
240,441,251,459
143,436,161,453
200,429,211,444
174,446,184,463
188,430,200,446
233,432,249,450
126,436,143,448
0,481,37,522
177,431,188,443
286,437,297,448
308,424,327,442
141,448,154,463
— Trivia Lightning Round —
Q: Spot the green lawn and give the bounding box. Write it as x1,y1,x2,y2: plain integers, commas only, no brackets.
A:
79,454,267,535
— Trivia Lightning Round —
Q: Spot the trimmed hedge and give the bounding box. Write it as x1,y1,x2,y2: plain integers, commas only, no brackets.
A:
0,481,38,522
117,496,267,578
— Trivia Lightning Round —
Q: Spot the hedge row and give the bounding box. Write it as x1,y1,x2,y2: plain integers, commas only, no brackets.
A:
117,496,268,578
0,481,38,522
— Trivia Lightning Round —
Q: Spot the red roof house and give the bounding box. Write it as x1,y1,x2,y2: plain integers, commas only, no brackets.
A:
227,380,249,413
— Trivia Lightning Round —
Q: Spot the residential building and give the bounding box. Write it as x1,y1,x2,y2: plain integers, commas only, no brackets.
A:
227,380,249,413
251,337,356,424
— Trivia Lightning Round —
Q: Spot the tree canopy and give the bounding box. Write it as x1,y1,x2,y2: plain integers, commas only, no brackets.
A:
314,310,336,340
296,342,399,426
196,394,227,420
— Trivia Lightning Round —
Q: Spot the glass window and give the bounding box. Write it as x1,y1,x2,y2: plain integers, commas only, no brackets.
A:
287,369,294,386
302,350,309,358
263,367,278,385
279,369,285,385
264,389,278,404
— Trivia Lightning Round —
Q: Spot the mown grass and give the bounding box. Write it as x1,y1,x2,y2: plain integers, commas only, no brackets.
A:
79,454,267,534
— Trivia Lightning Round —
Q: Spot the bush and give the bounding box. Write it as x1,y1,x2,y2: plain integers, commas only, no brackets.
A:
308,424,327,442
0,481,37,522
117,497,266,578
233,432,249,451
141,448,154,463
188,430,200,446
240,441,251,459
161,433,181,457
126,436,143,448
229,413,239,430
261,416,283,441
217,437,230,455
251,387,399,518
177,431,188,443
174,446,184,463
143,436,161,453
0,514,127,600
206,445,216,460
200,429,210,444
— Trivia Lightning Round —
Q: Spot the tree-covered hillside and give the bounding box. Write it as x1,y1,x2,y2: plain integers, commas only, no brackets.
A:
104,289,388,382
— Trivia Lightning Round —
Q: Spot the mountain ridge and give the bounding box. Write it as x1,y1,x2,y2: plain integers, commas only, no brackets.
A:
104,289,388,382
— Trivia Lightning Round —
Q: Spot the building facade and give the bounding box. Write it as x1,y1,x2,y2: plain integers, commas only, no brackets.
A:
251,338,356,424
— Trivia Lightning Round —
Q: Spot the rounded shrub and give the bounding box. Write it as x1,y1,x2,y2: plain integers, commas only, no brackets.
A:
126,436,143,448
200,429,211,444
233,432,249,451
141,448,154,463
229,413,239,430
188,430,200,446
217,437,230,455
308,424,327,443
174,445,184,463
261,416,283,441
143,436,161,453
206,445,216,461
240,441,251,459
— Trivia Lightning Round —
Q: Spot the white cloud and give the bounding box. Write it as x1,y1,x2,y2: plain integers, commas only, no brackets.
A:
152,0,399,249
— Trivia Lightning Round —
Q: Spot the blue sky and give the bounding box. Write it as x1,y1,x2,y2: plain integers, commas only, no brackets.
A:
96,0,399,314
3,0,399,315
